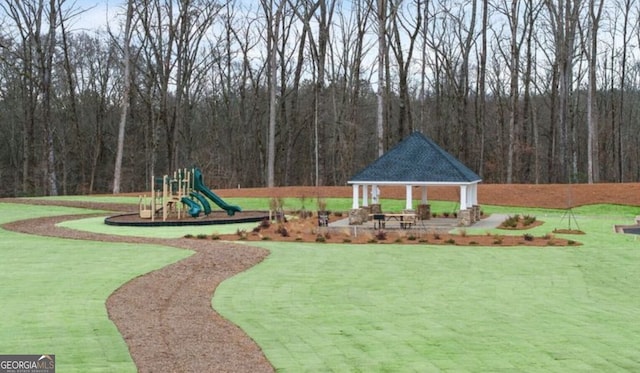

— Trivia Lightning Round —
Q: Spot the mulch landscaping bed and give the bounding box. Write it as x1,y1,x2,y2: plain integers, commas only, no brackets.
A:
1,183,639,371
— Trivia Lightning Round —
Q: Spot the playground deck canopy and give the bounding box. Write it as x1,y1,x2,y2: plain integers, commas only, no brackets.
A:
347,131,482,211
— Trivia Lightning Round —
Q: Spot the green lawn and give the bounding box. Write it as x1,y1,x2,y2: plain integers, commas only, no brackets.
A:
3,198,640,371
214,205,640,371
0,203,192,372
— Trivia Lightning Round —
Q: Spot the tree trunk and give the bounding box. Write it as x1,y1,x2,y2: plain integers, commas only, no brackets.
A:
113,0,134,194
376,0,386,156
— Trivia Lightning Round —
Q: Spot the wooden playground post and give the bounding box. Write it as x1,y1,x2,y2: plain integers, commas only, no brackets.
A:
163,175,169,221
151,175,156,221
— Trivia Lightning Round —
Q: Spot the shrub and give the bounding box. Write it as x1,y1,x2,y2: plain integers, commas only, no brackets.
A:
260,218,271,229
196,234,208,239
433,232,441,240
297,210,312,219
523,233,534,241
493,235,504,245
210,234,220,240
568,240,577,245
315,235,326,243
469,241,478,245
458,228,467,237
342,238,352,243
375,230,387,240
523,215,537,226
407,233,417,241
394,238,403,243
276,225,290,237
184,234,194,238
443,212,450,218
501,215,519,228
261,236,271,241
444,238,456,244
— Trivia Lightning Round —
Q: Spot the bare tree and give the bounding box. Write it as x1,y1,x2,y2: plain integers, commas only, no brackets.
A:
2,0,66,195
491,0,528,183
613,0,637,181
544,0,583,182
113,0,135,194
135,0,218,175
262,0,287,187
388,0,422,141
375,0,387,156
475,0,488,178
521,0,544,183
585,0,604,183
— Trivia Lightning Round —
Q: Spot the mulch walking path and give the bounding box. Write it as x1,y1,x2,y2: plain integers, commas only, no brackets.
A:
2,183,640,372
2,213,274,373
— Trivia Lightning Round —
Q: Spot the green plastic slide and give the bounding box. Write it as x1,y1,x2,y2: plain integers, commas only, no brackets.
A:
192,168,242,216
180,196,202,217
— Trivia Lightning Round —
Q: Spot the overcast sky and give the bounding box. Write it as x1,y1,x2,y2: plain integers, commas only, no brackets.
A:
69,0,120,33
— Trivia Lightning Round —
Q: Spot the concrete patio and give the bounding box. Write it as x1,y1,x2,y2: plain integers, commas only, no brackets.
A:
328,213,507,232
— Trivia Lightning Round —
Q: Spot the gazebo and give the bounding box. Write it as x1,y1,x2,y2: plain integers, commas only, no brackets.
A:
347,131,482,226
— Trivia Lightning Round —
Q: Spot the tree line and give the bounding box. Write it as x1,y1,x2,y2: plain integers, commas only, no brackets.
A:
0,0,639,197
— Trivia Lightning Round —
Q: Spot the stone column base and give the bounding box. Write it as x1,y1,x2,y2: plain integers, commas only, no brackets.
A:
458,209,472,226
349,208,369,225
473,205,481,222
417,204,431,220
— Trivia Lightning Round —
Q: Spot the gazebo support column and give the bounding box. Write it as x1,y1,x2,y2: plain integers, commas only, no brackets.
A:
458,185,472,226
370,185,381,214
362,185,369,207
404,185,413,211
351,184,359,209
459,185,468,210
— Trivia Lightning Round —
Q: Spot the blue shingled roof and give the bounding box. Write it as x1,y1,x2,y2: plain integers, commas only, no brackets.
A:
349,132,481,183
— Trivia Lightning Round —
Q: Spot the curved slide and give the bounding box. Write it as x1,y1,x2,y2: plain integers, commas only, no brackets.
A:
181,197,202,218
190,191,212,215
193,168,242,216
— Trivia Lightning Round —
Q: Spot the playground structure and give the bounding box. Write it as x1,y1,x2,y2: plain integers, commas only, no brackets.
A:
139,167,242,221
